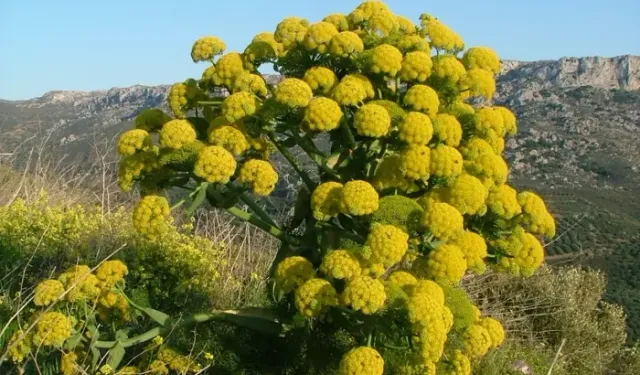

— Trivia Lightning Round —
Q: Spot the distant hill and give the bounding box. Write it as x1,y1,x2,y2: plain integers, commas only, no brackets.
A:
1,55,640,338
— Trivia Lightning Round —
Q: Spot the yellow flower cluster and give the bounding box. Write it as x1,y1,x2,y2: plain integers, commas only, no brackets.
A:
462,47,501,75
386,270,418,289
118,129,151,156
232,73,268,96
329,31,364,57
459,68,496,100
463,324,493,358
191,36,226,62
421,202,463,240
34,311,73,347
132,195,171,238
238,159,279,196
304,22,338,53
275,256,315,293
60,352,78,375
58,265,101,302
369,44,403,76
304,97,343,131
339,346,384,375
274,78,313,108
311,181,343,220
403,84,440,117
421,244,467,283
492,226,545,276
449,231,488,274
354,103,391,137
342,275,386,314
193,145,237,183
339,180,380,216
244,32,282,64
96,260,129,288
275,17,309,48
208,125,250,156
444,173,488,215
486,184,522,219
399,112,434,145
420,14,464,52
304,66,338,94
517,191,556,237
160,120,197,150
366,224,409,267
401,145,431,180
168,82,188,118
222,91,257,122
34,279,64,306
432,55,466,84
479,317,505,348
432,114,462,147
321,250,361,280
400,51,433,82
212,52,246,87
8,330,32,363
430,145,463,179
295,278,339,317
323,13,350,31
495,106,518,135
442,350,472,375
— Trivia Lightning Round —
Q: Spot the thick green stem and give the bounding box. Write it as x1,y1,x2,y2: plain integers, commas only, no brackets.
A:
290,132,342,181
240,192,280,228
267,132,316,190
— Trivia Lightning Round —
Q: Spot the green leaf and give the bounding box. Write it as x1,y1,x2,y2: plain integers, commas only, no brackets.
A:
185,182,209,217
63,332,84,351
115,329,129,342
107,343,126,370
427,240,447,249
141,307,171,326
219,307,283,336
288,188,310,231
90,346,101,370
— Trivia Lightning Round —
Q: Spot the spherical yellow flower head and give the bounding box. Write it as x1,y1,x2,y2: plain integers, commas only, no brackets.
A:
365,224,409,267
517,191,556,237
487,184,521,219
342,275,386,314
423,244,467,283
400,51,433,83
159,120,196,150
96,260,128,289
304,66,338,95
354,103,391,137
222,91,257,122
193,146,237,184
304,22,339,53
295,278,339,318
274,17,309,49
132,195,171,238
413,313,447,361
34,312,72,347
492,227,545,276
303,97,343,132
474,107,506,137
311,181,343,221
397,358,437,375
329,31,365,57
339,180,379,216
332,77,367,106
420,14,464,52
191,36,226,62
274,78,313,108
459,68,496,100
244,33,282,64
482,129,505,154
339,346,384,375
472,305,482,323
99,291,119,308
349,0,390,24
238,159,279,196
212,53,246,87
403,85,440,117
398,111,434,146
430,144,463,179
369,44,403,77
396,35,430,53
373,154,417,192
34,279,64,306
401,145,431,180
360,262,387,278
8,329,32,363
462,47,501,75
443,350,472,375
148,360,169,375
118,129,151,156
232,73,268,97
201,65,216,86
445,174,488,215
118,150,160,192
60,352,78,375
420,202,464,240
397,15,417,34
479,317,505,348
442,305,454,332
449,231,488,274
386,270,418,290
410,279,445,307
58,265,102,302
445,100,475,118
168,82,188,118
321,250,362,280
275,256,315,294
367,9,400,37
431,55,467,84
463,324,493,358
494,106,517,135
208,124,250,156
323,13,350,31
343,74,375,99
432,114,462,147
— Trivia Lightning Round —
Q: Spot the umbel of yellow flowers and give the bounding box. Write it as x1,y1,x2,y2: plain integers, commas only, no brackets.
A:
116,1,556,373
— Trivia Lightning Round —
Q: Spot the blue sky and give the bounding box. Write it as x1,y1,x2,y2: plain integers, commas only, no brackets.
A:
1,0,638,100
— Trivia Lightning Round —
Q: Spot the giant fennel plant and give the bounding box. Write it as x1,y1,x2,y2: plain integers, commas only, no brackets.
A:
2,1,557,374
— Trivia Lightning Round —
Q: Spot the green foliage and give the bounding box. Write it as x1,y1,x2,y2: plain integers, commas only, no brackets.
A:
473,340,570,375
369,195,423,234
442,283,475,331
